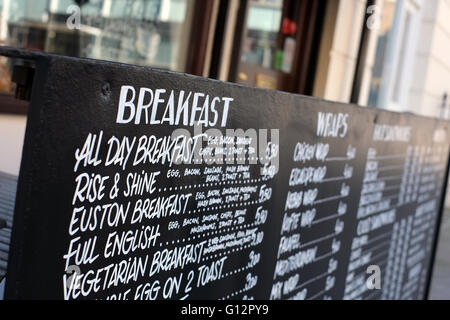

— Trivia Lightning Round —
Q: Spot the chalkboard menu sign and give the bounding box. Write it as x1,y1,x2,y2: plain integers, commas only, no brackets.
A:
3,47,450,300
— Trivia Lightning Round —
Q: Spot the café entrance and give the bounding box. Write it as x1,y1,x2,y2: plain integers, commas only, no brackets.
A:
228,0,326,94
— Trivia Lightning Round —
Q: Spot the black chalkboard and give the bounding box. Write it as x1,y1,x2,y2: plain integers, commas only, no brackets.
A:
2,47,450,300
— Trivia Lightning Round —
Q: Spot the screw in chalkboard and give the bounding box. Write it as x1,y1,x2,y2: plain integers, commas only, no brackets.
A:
101,82,111,97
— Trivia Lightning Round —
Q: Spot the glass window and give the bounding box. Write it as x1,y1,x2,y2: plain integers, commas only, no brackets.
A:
240,0,283,69
0,0,196,72
365,0,421,111
367,0,397,108
391,11,411,103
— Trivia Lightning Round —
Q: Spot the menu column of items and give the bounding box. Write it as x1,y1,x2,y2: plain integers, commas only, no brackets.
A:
344,124,449,300
62,125,280,300
212,133,279,300
344,124,412,300
270,112,355,300
383,141,449,300
381,145,422,300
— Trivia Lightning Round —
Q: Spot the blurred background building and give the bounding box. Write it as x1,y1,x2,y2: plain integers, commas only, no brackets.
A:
0,0,450,298
1,0,450,175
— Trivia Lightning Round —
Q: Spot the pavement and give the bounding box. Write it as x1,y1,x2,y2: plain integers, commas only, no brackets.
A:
429,207,450,299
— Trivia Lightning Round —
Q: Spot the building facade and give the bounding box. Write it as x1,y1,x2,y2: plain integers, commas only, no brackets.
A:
0,0,449,176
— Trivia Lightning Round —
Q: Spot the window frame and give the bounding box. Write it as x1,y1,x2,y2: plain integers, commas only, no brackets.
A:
378,0,422,112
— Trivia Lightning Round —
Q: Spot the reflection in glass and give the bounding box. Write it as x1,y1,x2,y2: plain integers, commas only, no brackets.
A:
0,0,194,72
367,0,397,107
241,0,282,69
391,11,410,104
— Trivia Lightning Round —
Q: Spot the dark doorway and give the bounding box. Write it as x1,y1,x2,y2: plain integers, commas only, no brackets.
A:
228,0,325,94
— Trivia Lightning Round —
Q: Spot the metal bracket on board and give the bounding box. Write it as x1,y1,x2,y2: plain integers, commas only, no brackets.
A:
12,65,35,101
